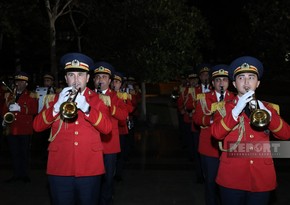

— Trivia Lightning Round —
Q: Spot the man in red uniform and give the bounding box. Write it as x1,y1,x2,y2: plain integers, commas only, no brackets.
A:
177,73,199,159
177,71,204,183
193,64,235,205
33,53,112,205
3,71,38,183
211,56,290,205
197,65,212,94
111,71,134,182
125,76,140,157
93,62,128,205
35,73,58,159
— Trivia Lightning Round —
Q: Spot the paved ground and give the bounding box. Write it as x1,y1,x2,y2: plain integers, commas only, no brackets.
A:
1,95,290,205
1,124,290,205
0,124,204,205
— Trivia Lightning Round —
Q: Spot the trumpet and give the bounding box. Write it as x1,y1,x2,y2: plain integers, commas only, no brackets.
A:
247,89,270,128
2,81,17,124
60,87,80,119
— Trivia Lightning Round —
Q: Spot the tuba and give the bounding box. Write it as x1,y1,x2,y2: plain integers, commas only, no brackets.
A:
59,87,80,119
247,90,270,128
2,81,17,124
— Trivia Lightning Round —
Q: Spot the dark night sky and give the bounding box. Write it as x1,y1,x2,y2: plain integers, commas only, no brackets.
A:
191,0,251,62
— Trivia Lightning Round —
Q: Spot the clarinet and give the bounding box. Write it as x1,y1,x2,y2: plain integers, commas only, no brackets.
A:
97,83,102,94
219,86,224,101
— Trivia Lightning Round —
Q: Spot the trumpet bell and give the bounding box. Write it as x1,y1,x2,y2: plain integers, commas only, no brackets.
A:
60,102,78,119
4,112,15,124
250,109,270,128
59,87,80,119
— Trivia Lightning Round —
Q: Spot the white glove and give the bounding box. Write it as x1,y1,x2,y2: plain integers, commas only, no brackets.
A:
53,87,72,113
232,90,255,120
127,84,133,90
9,103,21,112
75,94,90,113
204,88,211,93
257,100,272,118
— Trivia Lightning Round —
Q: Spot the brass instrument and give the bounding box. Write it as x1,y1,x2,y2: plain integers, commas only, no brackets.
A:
248,90,270,128
60,87,80,119
219,86,224,101
96,83,102,94
2,81,17,124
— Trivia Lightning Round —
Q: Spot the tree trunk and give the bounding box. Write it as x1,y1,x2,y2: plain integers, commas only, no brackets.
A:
50,21,59,86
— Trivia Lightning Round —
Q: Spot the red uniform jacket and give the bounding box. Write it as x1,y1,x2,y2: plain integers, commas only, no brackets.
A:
211,97,290,192
3,89,38,135
129,90,140,119
33,88,112,177
177,86,202,132
193,90,235,157
117,92,134,135
101,89,128,154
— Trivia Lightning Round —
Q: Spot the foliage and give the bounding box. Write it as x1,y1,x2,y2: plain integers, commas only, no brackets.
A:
243,0,290,79
0,0,211,84
0,1,49,75
85,0,211,83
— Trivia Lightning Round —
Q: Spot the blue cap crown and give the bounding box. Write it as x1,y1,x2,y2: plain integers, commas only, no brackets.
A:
93,61,115,76
15,71,29,81
229,56,263,80
43,73,54,80
114,71,124,82
60,53,94,72
197,64,211,75
211,64,229,78
188,73,198,79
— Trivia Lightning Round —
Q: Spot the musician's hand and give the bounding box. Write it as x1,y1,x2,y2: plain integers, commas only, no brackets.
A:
9,103,21,112
53,87,71,113
75,95,90,113
257,100,272,118
232,90,254,120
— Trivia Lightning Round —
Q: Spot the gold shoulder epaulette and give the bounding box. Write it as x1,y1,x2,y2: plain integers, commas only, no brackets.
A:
188,87,195,93
99,94,111,107
179,86,185,93
29,91,38,98
43,94,56,105
117,92,132,101
55,88,62,93
267,102,280,115
211,101,225,113
197,93,205,100
117,92,127,100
